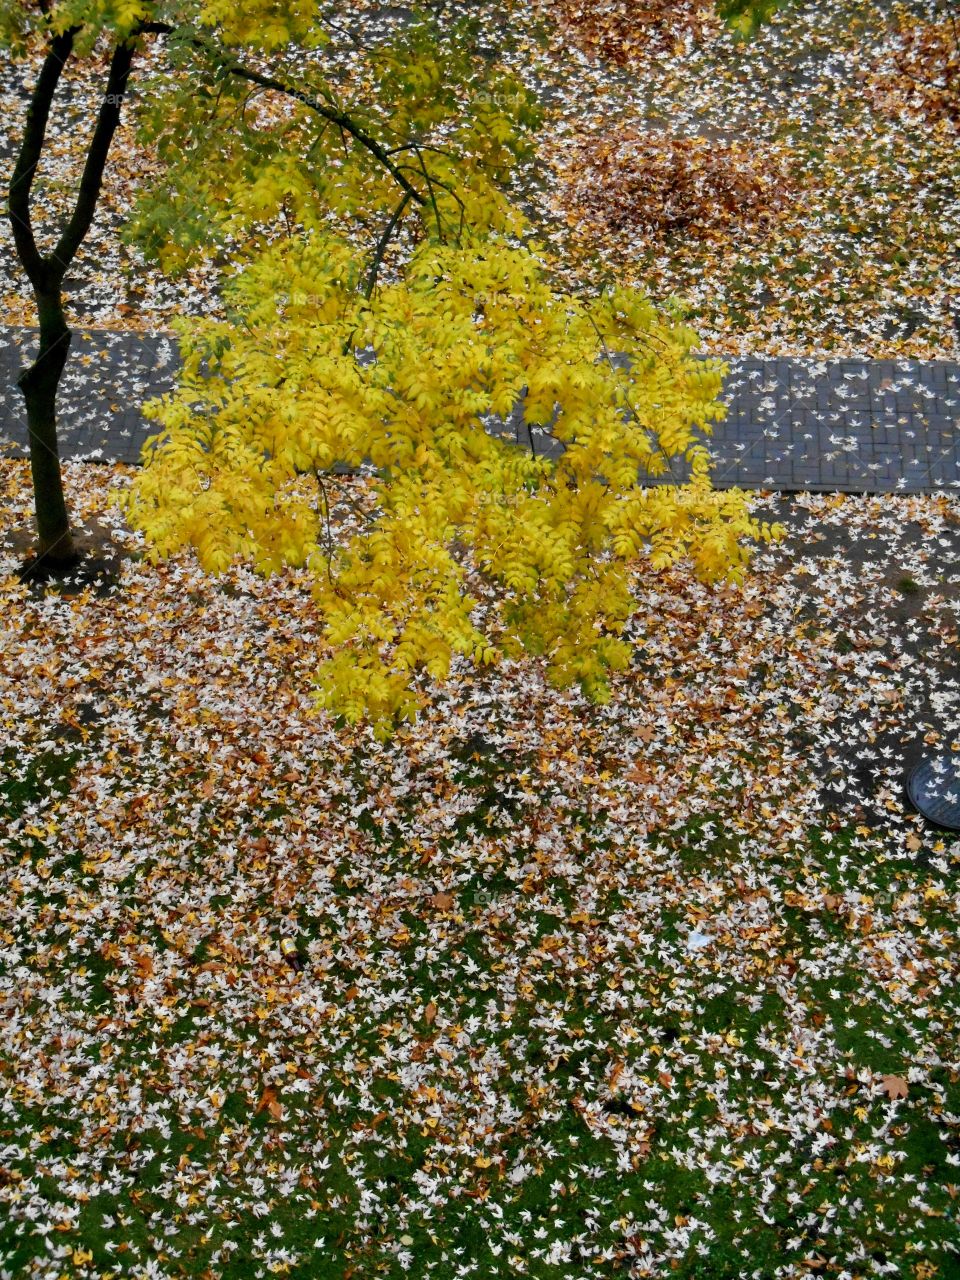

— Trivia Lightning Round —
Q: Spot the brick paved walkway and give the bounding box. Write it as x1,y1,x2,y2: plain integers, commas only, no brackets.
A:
2,325,958,492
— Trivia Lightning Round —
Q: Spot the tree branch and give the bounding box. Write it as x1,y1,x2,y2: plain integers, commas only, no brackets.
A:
218,58,427,208
50,39,135,274
7,27,78,289
399,147,445,239
142,22,428,209
364,191,413,299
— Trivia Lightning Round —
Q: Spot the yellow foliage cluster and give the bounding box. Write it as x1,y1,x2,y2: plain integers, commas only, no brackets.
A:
124,230,780,730
38,0,324,48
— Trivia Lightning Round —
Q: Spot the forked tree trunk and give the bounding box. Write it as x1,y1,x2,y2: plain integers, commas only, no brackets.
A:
7,28,135,571
18,289,75,566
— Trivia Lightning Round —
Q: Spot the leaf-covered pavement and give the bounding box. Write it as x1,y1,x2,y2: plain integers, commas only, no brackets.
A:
5,332,960,495
530,0,959,358
1,460,959,1278
2,0,957,359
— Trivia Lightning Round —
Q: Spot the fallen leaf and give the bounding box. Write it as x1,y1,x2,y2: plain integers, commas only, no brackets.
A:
880,1074,909,1100
257,1086,283,1120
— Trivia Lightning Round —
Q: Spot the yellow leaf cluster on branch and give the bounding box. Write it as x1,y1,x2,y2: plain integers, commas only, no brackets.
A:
124,228,780,731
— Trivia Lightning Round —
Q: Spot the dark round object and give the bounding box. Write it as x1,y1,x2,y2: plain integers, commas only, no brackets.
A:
906,756,960,831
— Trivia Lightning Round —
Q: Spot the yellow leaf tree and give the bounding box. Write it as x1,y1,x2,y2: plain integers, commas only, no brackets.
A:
5,1,780,725
118,0,780,730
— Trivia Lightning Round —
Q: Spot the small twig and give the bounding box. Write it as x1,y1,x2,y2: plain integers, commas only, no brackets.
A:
312,467,340,590
364,192,413,299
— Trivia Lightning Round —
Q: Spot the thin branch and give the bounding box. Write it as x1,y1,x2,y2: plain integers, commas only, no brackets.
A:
364,191,413,299
398,146,449,239
145,23,428,209
312,467,342,592
385,141,458,160
401,152,467,229
332,481,379,528
317,15,364,49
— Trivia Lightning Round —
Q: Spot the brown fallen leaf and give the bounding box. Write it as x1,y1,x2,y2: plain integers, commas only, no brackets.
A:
273,880,296,907
257,1086,283,1120
424,1001,437,1025
880,1074,909,1100
427,891,455,910
905,832,923,852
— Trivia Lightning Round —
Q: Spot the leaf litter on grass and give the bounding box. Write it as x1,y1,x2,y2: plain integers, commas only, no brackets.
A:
0,459,959,1278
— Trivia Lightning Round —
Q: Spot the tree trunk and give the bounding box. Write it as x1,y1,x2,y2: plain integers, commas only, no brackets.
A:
7,29,136,571
17,287,77,568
